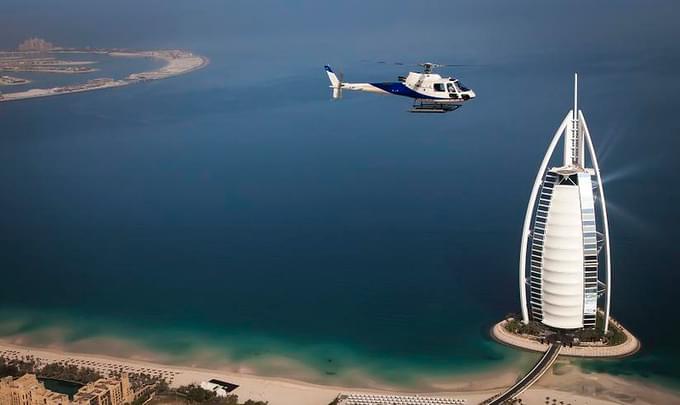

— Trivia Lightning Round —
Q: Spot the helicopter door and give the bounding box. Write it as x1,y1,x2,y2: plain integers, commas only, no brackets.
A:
447,83,459,99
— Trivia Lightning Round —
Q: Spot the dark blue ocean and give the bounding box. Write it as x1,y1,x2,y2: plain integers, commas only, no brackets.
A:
1,0,679,390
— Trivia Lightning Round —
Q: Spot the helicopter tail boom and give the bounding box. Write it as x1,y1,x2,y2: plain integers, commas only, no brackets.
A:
324,66,391,96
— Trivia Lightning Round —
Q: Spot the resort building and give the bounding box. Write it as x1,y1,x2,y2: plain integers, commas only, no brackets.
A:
0,374,70,405
199,379,239,398
72,373,133,405
518,74,612,333
0,373,133,405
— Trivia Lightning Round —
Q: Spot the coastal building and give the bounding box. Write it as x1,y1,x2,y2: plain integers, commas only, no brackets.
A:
0,374,70,405
17,37,55,52
0,377,10,404
518,74,612,333
199,379,239,397
0,373,133,405
72,373,133,405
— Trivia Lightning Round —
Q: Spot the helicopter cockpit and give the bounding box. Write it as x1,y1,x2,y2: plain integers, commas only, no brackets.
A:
446,82,458,99
433,80,465,99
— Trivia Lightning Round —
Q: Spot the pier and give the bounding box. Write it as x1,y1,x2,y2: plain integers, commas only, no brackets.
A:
484,343,561,405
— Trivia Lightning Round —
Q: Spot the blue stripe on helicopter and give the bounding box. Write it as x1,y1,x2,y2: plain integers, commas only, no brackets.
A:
369,82,437,99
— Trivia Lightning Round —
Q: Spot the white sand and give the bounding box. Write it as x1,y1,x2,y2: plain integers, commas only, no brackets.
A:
1,341,677,405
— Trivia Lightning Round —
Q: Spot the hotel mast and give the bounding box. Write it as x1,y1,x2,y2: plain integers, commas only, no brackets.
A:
518,74,612,333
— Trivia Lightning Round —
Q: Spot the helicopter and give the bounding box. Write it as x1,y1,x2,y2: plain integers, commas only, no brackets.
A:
324,62,476,113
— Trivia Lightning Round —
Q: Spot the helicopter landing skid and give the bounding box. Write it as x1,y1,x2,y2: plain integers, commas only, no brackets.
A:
410,100,460,113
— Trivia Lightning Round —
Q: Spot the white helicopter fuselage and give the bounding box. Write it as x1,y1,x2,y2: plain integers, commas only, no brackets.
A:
324,66,476,108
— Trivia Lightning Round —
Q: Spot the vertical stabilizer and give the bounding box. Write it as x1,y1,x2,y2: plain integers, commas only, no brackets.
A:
324,65,342,99
325,65,341,88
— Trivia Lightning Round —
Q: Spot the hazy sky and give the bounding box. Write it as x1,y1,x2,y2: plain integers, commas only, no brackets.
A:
2,1,679,70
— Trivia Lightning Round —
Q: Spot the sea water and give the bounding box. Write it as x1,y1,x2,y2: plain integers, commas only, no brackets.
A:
1,0,679,390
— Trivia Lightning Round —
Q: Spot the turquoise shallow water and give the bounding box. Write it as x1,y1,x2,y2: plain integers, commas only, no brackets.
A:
0,307,530,388
1,0,680,391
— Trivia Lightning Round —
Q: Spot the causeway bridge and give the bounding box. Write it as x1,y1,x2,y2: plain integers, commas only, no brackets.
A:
336,342,561,405
484,343,561,404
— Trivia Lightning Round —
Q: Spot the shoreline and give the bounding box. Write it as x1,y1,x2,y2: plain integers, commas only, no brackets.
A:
0,75,31,85
0,336,522,393
0,341,498,405
1,340,678,405
0,49,208,103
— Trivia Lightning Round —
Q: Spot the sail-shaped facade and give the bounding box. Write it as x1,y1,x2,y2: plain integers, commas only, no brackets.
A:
519,75,612,333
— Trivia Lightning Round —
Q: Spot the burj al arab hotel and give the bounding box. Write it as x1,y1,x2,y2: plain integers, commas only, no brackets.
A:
519,74,612,334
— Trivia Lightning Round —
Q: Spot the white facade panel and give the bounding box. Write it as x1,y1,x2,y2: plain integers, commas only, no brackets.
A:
541,184,584,329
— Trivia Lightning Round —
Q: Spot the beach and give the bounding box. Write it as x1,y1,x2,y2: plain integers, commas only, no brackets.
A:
1,340,677,405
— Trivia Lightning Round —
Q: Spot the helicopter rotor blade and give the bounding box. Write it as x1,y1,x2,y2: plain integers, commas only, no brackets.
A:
419,62,477,68
361,60,411,66
362,60,478,68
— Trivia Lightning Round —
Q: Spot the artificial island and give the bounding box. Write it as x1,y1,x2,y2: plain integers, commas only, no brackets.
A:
0,38,208,102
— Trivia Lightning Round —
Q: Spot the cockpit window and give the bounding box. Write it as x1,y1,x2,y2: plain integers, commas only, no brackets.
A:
433,83,445,92
446,83,455,93
457,81,470,91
